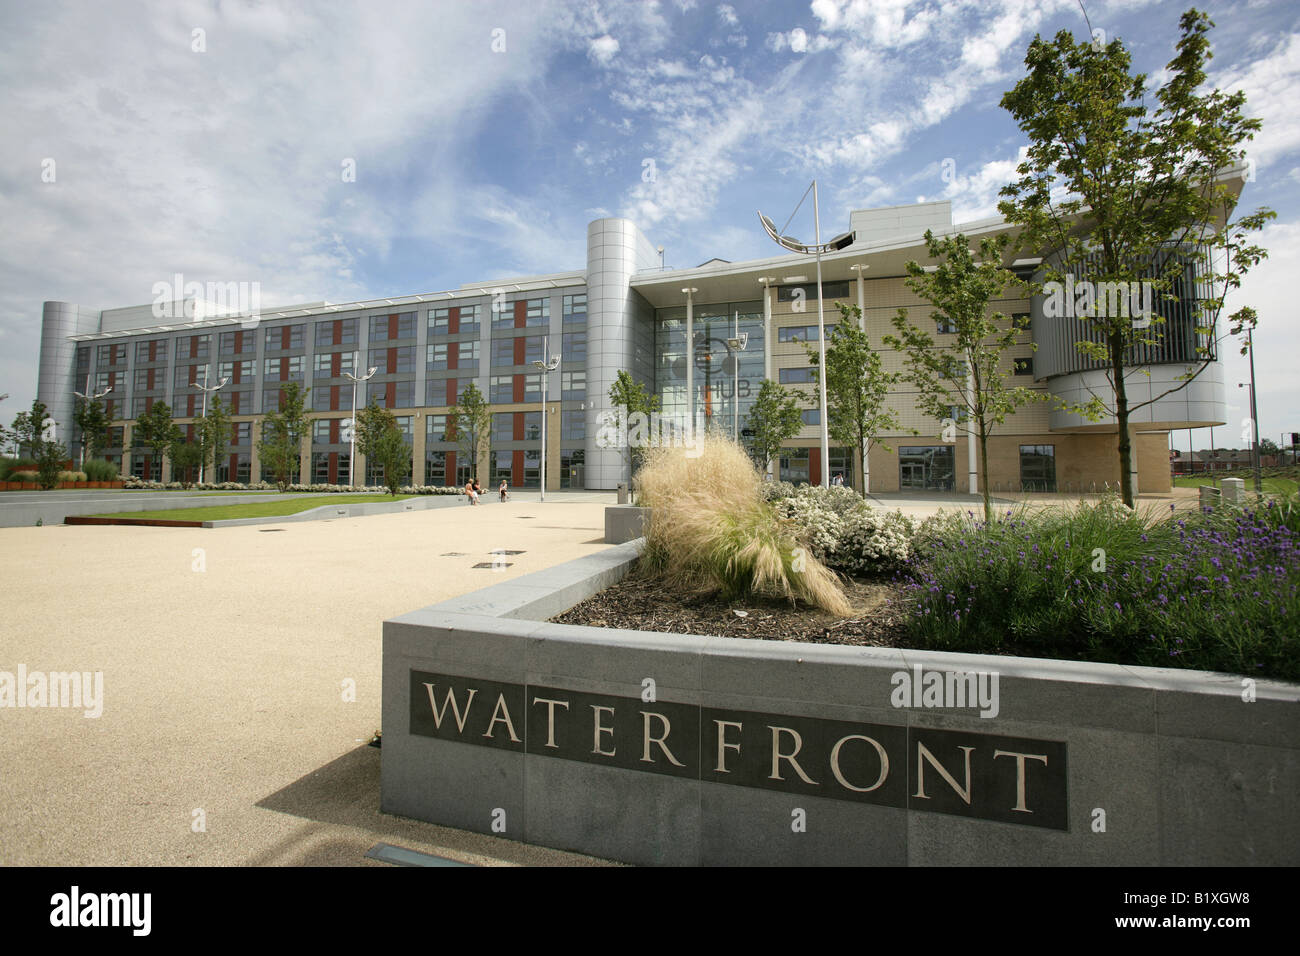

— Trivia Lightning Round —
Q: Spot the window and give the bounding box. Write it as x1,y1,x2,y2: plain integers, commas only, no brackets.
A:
314,352,354,377
174,365,201,389
134,369,151,391
220,360,252,381
779,367,814,384
365,380,414,409
263,356,303,381
801,408,820,425
457,340,479,364
220,330,254,354
778,325,834,343
393,347,415,373
491,338,515,368
233,422,253,445
524,336,547,365
1020,444,1056,491
563,293,587,321
425,450,447,486
312,419,332,444
262,389,285,413
427,415,452,443
777,281,849,302
560,370,585,400
525,297,549,327
312,386,333,412
936,317,957,334
459,304,481,333
562,331,586,363
521,411,541,441
491,297,514,329
561,410,585,441
369,312,416,340
560,448,584,488
779,450,810,484
394,416,413,442
522,373,542,402
76,347,90,373
95,372,113,391
263,325,303,350
492,413,513,443
135,340,166,362
178,334,211,359
493,449,513,484
312,318,357,347
428,343,449,370
490,376,513,403
899,446,956,491
430,308,451,334
1013,356,1034,377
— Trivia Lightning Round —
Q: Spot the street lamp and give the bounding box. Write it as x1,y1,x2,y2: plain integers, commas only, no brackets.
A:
681,288,698,433
725,309,749,441
1238,380,1263,494
72,377,113,469
758,181,855,487
343,352,379,488
532,337,560,502
192,366,229,484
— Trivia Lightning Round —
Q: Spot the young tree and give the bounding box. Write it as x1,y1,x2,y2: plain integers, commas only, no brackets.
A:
133,400,180,482
73,395,110,466
806,305,908,494
450,382,492,482
11,400,68,489
744,380,804,474
373,424,412,495
607,369,661,485
998,8,1275,506
355,400,411,492
886,231,1046,522
257,382,310,490
198,394,231,483
169,441,204,485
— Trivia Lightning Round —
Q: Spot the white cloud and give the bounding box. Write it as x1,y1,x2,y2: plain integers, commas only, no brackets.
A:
717,4,739,28
1215,31,1300,171
589,34,621,65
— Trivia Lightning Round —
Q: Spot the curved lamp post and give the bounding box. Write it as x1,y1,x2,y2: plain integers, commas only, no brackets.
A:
532,337,560,502
72,378,113,469
344,352,379,487
758,181,854,486
192,367,229,484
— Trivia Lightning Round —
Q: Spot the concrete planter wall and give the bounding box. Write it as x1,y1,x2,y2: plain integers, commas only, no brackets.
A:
381,540,1300,867
604,505,649,544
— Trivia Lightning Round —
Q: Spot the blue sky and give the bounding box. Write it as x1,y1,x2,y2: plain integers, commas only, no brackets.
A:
2,0,1298,449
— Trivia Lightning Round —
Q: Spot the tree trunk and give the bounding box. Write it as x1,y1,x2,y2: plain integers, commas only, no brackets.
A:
978,426,993,524
1112,334,1135,507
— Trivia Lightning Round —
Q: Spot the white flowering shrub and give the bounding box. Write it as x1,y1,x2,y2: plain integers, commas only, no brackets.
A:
768,484,914,574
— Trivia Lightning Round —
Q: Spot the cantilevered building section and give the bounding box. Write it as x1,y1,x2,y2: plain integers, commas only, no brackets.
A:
36,195,1236,494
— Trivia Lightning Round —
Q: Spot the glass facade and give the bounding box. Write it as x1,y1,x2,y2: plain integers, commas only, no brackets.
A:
655,300,765,431
899,446,956,491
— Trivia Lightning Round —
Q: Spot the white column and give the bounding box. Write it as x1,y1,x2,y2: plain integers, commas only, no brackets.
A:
967,369,977,495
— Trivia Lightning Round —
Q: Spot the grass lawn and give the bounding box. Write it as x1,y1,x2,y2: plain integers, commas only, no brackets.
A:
1172,473,1299,494
91,494,415,521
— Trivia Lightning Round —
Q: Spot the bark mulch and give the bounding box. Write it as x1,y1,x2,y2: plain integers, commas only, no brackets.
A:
552,568,909,646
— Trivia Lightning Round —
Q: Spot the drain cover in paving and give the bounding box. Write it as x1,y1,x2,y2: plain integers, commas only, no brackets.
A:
490,549,526,555
473,562,511,569
258,528,285,533
441,552,467,556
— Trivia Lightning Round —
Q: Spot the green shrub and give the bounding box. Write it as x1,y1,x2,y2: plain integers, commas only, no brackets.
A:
2,458,38,480
82,459,120,481
10,470,38,481
56,471,88,482
896,495,1300,680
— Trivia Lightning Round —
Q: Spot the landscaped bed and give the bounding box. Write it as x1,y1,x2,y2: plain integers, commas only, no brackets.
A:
88,493,415,522
576,438,1300,683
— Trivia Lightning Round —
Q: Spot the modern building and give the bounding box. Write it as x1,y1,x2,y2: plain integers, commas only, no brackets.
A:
35,195,1237,494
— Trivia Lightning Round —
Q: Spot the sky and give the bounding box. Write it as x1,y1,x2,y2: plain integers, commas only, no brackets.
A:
2,0,1297,452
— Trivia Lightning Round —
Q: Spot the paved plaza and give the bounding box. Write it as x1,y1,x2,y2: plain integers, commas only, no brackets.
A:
1,496,621,866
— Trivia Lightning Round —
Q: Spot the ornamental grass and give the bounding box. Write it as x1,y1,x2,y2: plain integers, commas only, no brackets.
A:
635,433,852,616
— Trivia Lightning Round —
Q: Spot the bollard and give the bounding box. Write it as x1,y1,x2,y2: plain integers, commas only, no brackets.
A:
617,482,628,505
